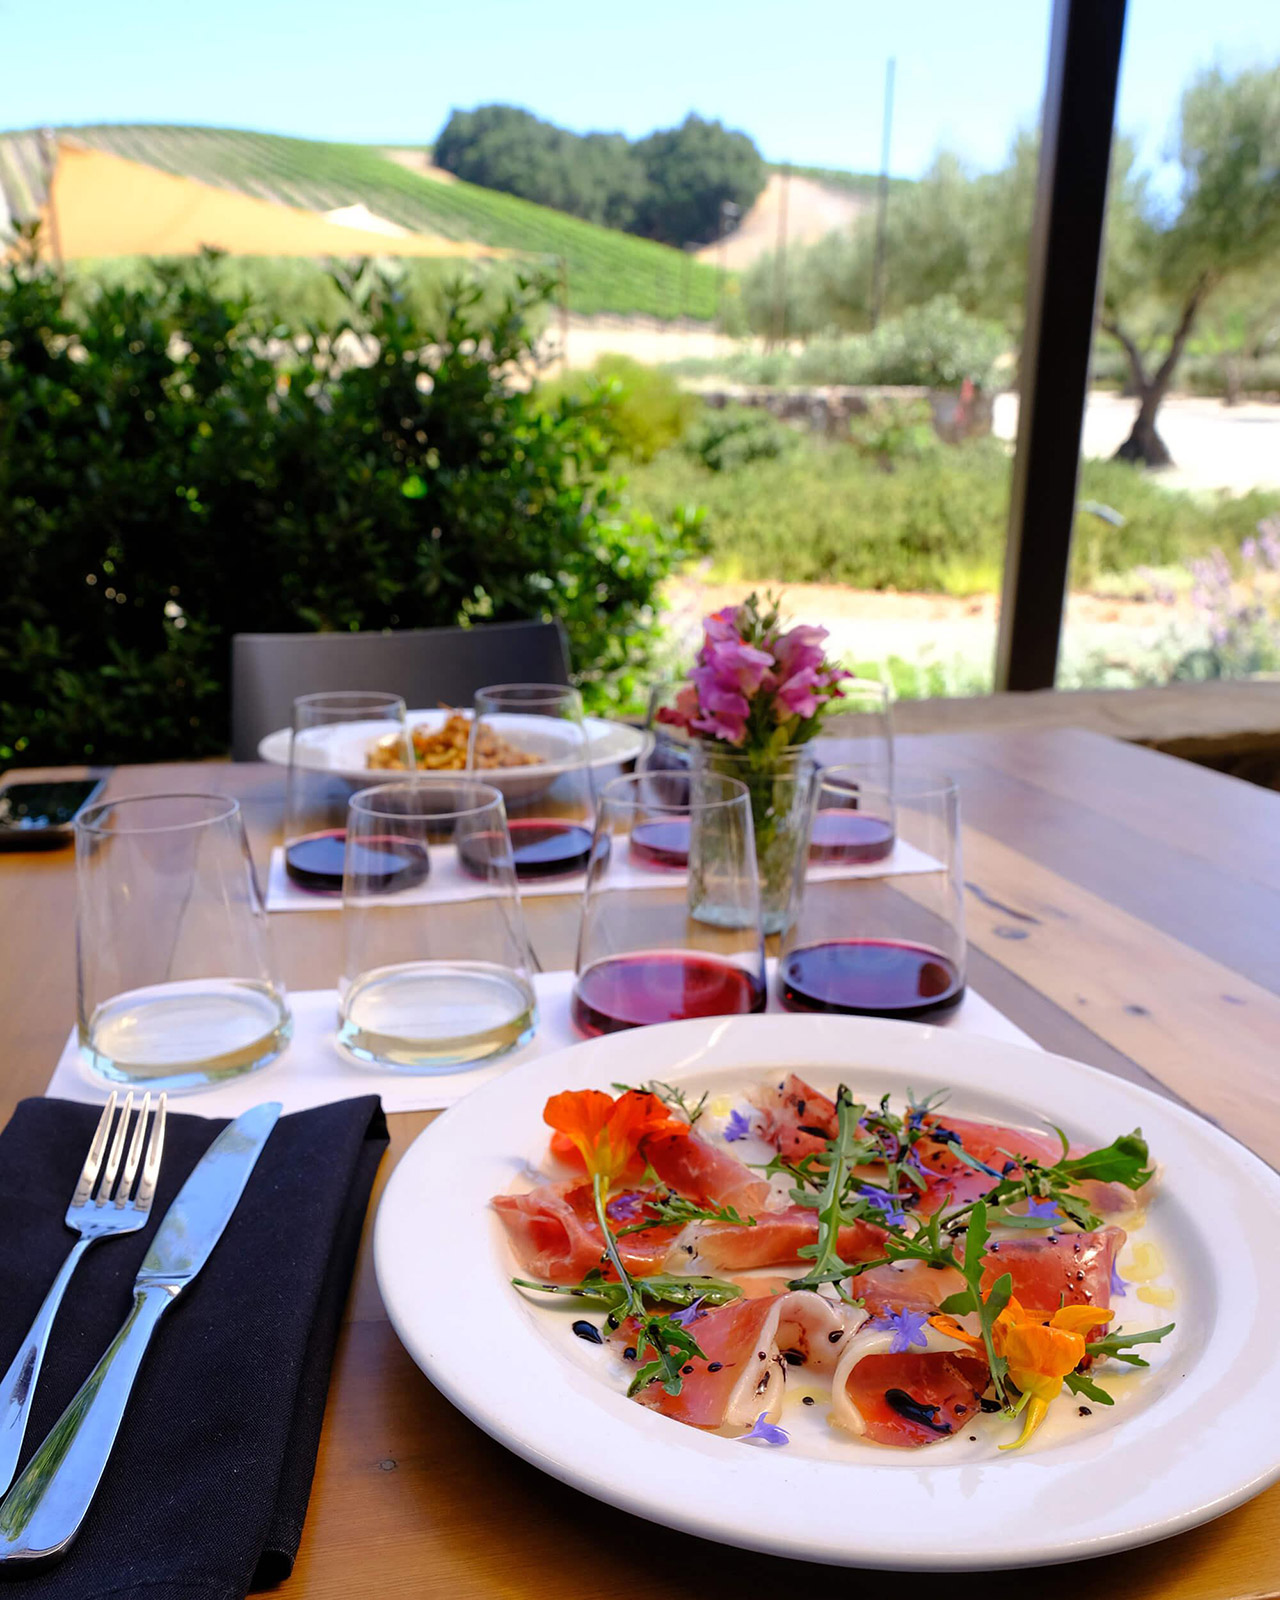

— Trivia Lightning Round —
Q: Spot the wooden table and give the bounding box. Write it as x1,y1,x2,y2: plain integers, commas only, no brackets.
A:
4,728,1279,1599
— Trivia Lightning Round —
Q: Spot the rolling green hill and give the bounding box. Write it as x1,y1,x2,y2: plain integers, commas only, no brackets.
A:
0,124,723,319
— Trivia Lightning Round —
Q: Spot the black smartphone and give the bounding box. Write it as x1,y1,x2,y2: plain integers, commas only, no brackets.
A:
0,776,107,850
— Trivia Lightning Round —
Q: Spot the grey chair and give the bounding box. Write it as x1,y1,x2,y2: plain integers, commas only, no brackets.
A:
230,620,571,761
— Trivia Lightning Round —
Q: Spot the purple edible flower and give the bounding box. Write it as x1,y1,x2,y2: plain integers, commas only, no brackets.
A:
1110,1261,1128,1298
868,1307,931,1354
668,1296,707,1328
606,1191,645,1223
1024,1198,1059,1222
858,1184,907,1227
723,1108,753,1143
739,1413,789,1447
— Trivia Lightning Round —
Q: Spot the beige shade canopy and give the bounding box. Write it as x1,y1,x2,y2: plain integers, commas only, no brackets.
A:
34,141,506,260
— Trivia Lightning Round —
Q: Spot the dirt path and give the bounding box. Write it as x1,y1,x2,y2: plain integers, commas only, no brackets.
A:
661,576,1193,686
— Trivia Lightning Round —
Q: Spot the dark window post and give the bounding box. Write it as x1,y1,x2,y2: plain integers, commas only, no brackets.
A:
994,0,1128,691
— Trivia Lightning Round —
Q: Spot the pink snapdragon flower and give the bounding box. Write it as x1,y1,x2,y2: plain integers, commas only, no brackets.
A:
773,667,822,720
702,636,775,696
772,623,829,680
688,666,750,744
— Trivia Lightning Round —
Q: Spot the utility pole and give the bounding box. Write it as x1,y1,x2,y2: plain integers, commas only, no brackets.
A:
771,162,791,348
870,57,896,330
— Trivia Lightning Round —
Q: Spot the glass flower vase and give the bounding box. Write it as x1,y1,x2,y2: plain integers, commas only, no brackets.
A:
691,742,813,935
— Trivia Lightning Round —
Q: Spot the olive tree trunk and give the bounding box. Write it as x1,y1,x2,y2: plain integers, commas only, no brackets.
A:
1101,274,1212,468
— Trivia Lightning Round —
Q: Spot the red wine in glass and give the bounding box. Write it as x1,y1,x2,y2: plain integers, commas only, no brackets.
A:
779,938,963,1020
629,818,691,869
285,830,431,894
572,951,766,1035
808,810,895,864
458,817,596,881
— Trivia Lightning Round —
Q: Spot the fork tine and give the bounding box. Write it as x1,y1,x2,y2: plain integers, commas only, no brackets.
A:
135,1093,166,1213
70,1093,118,1209
95,1091,134,1206
116,1092,152,1207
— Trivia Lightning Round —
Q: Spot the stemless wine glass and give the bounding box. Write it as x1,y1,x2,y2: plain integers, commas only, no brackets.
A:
778,768,965,1020
285,691,413,894
339,780,537,1070
810,677,895,863
468,684,597,882
634,682,694,866
76,793,291,1092
572,772,765,1035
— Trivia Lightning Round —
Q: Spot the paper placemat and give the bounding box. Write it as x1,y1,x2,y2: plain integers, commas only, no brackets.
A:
47,968,1040,1117
264,835,941,913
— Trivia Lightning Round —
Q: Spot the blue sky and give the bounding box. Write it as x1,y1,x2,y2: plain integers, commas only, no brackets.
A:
1,0,1275,185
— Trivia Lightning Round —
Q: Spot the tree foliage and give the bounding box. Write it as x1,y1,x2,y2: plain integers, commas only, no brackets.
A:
433,105,766,247
0,247,704,764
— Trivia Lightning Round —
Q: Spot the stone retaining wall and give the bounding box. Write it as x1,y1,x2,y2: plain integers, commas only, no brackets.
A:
696,384,995,444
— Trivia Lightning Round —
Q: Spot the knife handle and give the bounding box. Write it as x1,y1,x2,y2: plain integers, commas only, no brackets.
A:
0,1286,174,1565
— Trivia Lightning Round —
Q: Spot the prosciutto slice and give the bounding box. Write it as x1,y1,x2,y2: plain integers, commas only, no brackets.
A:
752,1073,839,1161
635,1291,866,1429
642,1129,772,1214
685,1207,887,1272
492,1182,680,1282
832,1321,990,1446
981,1225,1125,1340
913,1115,1064,1215
851,1259,966,1317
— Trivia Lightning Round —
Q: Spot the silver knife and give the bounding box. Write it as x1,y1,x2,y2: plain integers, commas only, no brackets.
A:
0,1100,282,1565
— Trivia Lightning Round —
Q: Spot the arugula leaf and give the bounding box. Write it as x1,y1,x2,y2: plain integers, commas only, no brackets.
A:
786,1089,867,1293
511,1273,742,1309
1064,1370,1116,1405
629,1313,707,1397
1059,1131,1155,1189
1085,1322,1175,1360
614,1191,754,1235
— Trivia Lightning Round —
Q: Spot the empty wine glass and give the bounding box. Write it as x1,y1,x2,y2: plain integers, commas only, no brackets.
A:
572,772,765,1035
285,691,413,894
76,793,291,1091
468,684,597,881
810,677,895,863
779,767,965,1020
339,781,537,1069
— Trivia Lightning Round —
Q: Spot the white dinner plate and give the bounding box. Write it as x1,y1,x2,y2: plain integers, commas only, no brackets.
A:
257,710,649,802
373,1013,1280,1571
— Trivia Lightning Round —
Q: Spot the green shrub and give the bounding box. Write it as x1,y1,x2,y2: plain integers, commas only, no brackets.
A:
681,403,798,472
539,354,701,462
848,399,940,469
623,434,1280,594
0,251,705,764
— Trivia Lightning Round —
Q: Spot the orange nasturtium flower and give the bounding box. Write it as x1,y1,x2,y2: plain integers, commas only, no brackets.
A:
542,1089,678,1186
929,1298,1116,1450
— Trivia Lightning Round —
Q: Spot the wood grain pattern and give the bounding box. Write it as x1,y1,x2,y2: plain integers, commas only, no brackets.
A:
2,734,1278,1599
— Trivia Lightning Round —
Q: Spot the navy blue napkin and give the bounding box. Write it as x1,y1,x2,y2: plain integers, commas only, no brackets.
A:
0,1094,388,1599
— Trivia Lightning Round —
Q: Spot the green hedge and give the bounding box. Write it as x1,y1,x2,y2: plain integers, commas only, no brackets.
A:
623,436,1280,593
0,251,704,764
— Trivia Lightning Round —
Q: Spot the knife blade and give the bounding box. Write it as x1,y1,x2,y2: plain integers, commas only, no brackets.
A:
0,1100,282,1565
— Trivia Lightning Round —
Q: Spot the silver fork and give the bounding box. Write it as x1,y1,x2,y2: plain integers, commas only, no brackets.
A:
0,1091,166,1495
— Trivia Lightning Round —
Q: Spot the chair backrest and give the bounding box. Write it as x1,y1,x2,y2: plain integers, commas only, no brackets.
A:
230,621,571,761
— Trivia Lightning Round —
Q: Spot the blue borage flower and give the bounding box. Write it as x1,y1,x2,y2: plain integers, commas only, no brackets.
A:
857,1184,907,1227
739,1413,789,1446
867,1306,930,1354
1110,1260,1128,1297
668,1296,707,1328
1024,1197,1059,1221
723,1108,753,1143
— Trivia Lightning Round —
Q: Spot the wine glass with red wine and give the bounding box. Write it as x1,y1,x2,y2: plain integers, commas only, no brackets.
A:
635,682,694,867
809,678,895,864
779,768,965,1020
572,772,766,1035
465,685,597,883
284,691,413,894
